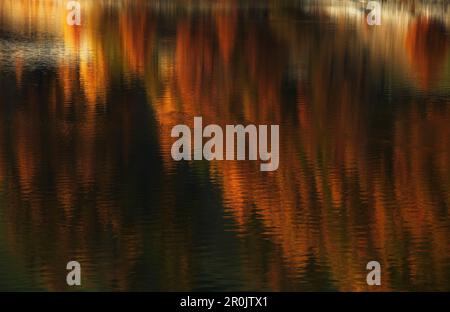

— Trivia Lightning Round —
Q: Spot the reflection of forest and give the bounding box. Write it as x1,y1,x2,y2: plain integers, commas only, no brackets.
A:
0,0,449,290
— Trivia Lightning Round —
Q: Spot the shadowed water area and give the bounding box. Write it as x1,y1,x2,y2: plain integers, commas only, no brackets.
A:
0,0,449,291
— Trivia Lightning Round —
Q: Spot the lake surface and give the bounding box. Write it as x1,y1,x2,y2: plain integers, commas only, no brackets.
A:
0,0,449,291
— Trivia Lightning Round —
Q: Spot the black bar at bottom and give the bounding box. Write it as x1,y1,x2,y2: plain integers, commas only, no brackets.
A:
0,292,448,310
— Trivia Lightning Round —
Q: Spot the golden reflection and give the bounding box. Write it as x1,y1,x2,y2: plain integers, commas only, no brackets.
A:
0,0,449,291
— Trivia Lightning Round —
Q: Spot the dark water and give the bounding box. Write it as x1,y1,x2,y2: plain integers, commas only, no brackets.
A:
0,0,449,291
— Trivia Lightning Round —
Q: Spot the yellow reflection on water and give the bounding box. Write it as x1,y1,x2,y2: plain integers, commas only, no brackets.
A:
0,0,449,291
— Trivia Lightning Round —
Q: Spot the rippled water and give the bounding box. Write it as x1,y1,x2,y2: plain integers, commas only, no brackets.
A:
0,0,449,291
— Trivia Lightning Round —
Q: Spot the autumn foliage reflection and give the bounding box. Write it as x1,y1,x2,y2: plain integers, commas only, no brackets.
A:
0,0,449,291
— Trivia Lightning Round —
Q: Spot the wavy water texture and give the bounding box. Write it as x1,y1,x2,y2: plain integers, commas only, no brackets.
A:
0,0,449,291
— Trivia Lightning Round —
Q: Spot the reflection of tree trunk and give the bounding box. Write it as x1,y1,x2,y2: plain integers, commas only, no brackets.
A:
405,18,448,90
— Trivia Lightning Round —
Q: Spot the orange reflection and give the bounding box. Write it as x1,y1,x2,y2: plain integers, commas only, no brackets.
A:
0,0,449,291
